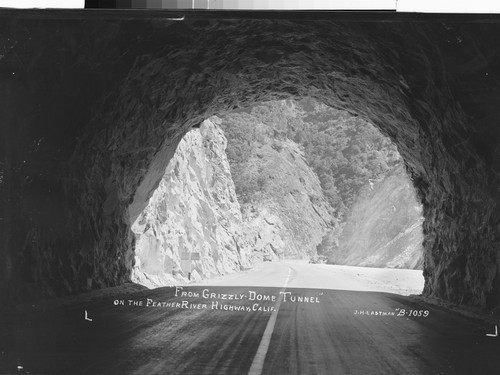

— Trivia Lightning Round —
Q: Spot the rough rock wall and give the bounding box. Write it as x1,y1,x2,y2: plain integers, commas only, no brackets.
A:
3,12,500,309
235,124,333,259
131,118,250,288
328,166,424,269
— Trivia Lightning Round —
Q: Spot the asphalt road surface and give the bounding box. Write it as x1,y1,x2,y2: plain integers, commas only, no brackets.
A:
2,262,500,374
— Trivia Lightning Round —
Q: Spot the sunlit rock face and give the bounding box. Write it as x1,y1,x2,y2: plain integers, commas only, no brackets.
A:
327,165,424,269
3,12,500,309
131,118,250,287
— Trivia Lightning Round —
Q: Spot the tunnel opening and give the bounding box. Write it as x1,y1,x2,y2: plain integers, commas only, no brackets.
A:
97,18,500,310
3,15,500,314
130,98,425,295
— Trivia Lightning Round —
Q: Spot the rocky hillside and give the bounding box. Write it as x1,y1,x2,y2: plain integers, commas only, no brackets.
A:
242,127,333,259
131,118,251,288
132,104,422,289
321,165,424,269
221,118,334,260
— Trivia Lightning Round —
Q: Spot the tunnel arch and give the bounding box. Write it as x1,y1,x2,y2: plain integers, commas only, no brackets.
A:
3,13,500,309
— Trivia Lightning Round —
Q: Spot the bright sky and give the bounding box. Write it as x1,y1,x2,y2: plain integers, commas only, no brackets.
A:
0,0,499,12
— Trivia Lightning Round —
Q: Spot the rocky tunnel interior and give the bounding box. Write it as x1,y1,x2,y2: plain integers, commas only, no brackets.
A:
2,11,500,311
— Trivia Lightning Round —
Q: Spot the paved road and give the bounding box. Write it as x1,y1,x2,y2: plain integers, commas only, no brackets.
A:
2,262,500,374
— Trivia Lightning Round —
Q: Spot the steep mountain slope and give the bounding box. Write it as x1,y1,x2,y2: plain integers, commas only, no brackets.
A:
238,123,334,259
220,99,408,262
324,165,424,269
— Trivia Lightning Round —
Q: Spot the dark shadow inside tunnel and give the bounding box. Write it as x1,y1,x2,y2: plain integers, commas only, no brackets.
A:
3,12,500,314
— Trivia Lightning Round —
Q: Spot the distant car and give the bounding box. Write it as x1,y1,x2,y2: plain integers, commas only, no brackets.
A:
263,255,272,262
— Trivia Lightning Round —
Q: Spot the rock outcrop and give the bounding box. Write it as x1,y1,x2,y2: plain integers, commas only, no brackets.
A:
325,166,424,269
222,120,334,260
131,118,250,288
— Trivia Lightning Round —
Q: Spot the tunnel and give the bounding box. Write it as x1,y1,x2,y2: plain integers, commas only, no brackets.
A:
2,10,500,311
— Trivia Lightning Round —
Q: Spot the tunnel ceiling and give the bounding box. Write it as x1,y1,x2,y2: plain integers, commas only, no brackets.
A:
2,11,500,309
